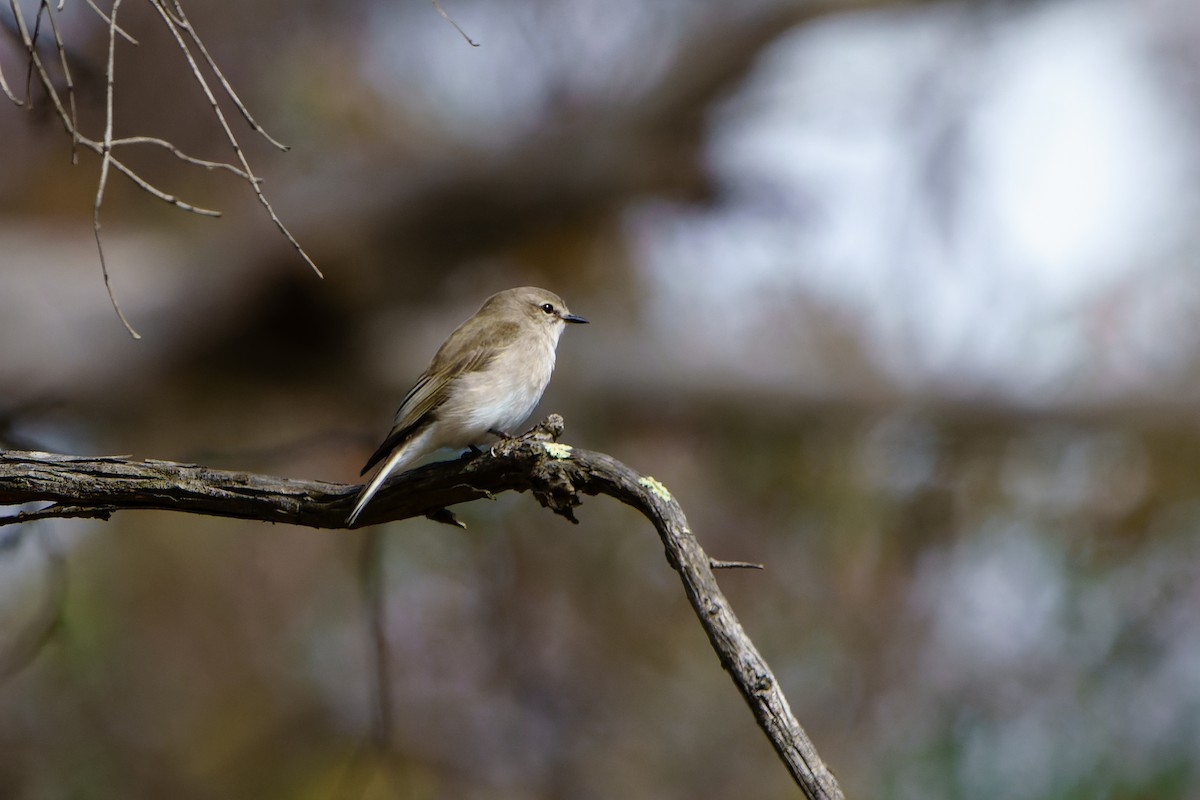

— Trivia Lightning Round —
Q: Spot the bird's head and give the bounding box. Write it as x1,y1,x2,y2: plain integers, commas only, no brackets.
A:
489,286,589,335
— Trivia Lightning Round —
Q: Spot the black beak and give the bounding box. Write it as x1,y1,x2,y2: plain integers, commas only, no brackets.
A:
562,313,589,324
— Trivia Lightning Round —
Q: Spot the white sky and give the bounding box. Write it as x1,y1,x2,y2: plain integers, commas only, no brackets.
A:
635,0,1200,404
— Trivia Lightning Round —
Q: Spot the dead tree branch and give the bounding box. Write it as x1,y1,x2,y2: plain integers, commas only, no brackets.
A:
0,415,843,799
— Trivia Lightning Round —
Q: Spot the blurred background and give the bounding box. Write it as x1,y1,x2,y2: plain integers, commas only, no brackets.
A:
2,0,1200,797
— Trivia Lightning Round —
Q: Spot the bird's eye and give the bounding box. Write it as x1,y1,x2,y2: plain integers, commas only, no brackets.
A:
540,303,556,314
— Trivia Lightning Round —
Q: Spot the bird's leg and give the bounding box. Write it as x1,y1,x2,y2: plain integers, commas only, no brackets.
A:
488,428,519,457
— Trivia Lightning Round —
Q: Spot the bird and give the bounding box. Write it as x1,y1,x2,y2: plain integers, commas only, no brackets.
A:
347,286,588,526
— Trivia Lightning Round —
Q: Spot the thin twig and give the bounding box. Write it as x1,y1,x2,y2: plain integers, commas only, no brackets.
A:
111,136,254,179
82,0,138,44
41,0,79,163
105,155,223,215
94,0,141,339
710,558,765,570
8,2,222,217
23,0,43,103
0,504,116,526
166,0,290,152
9,0,64,109
10,0,317,331
0,55,21,105
8,0,36,106
432,0,479,47
147,0,323,278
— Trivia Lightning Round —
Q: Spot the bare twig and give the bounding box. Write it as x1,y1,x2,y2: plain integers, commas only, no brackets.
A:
0,54,21,105
82,0,138,44
111,136,254,179
6,31,226,220
166,0,290,152
710,558,765,570
0,504,116,526
23,0,43,103
147,0,323,278
8,0,33,105
0,417,844,799
7,0,221,337
104,156,222,215
5,0,318,333
94,0,141,339
432,0,479,47
40,0,79,162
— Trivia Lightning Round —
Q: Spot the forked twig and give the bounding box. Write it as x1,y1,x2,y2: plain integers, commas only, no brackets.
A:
3,5,221,217
7,0,222,335
105,156,222,215
40,0,79,162
111,136,255,180
147,0,323,278
23,0,43,103
167,0,290,152
4,0,323,335
94,0,141,339
82,0,138,44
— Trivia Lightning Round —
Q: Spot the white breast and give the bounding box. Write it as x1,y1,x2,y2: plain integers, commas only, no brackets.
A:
433,333,558,447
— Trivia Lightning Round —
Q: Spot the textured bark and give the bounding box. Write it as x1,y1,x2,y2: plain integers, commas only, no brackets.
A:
0,416,843,799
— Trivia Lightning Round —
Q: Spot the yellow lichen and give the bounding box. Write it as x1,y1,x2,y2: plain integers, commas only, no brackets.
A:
639,476,672,501
542,442,573,459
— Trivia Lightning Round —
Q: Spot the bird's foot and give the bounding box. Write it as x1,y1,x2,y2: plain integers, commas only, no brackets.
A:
487,428,520,457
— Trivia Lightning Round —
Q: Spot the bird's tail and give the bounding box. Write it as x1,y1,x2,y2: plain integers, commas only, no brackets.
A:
347,429,433,526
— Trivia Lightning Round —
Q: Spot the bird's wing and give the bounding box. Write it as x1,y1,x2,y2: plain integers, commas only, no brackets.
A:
359,320,521,475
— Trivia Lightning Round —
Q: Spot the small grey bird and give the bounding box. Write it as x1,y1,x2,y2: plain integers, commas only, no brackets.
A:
347,286,588,525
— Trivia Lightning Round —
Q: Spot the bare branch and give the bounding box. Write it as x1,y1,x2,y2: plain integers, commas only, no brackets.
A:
3,6,223,219
104,155,223,215
6,0,316,332
111,136,254,180
82,0,138,44
7,0,237,337
166,0,290,152
7,0,39,106
95,0,141,339
24,0,43,103
0,53,21,105
147,0,323,278
0,416,844,799
40,0,79,162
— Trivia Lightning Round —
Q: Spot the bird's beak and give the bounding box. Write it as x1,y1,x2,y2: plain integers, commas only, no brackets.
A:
562,313,589,324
